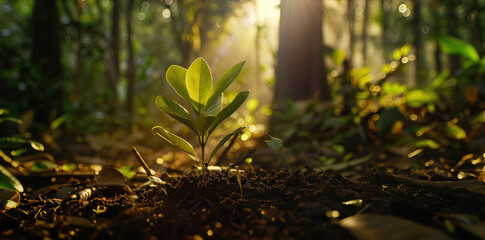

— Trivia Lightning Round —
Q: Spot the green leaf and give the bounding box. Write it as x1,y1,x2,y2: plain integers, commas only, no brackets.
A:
61,163,77,171
208,90,250,135
0,164,23,192
192,116,216,136
472,111,485,124
50,114,69,131
155,96,198,133
332,49,345,66
406,89,439,107
152,126,198,161
265,135,284,152
166,65,191,103
30,140,44,151
0,137,29,148
205,61,245,113
0,117,22,125
332,144,345,155
186,57,213,112
0,138,44,151
430,69,449,89
119,166,135,180
31,160,57,171
382,82,406,95
414,139,440,149
438,35,480,62
208,127,245,163
446,122,466,140
206,94,223,116
156,96,191,119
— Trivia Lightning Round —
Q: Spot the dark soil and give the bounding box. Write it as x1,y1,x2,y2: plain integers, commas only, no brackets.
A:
2,169,485,239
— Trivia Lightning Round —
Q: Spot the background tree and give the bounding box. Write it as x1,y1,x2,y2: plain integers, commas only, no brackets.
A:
274,0,330,102
31,0,63,127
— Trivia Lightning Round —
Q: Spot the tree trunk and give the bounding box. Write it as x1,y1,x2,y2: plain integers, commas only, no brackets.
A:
470,0,483,52
412,0,426,84
274,0,330,102
445,0,460,74
32,0,61,78
31,0,63,126
362,0,369,63
109,0,120,103
126,0,136,121
380,0,389,60
347,0,355,63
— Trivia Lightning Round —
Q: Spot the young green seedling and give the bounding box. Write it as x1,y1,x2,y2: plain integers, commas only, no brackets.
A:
265,135,291,169
153,57,249,172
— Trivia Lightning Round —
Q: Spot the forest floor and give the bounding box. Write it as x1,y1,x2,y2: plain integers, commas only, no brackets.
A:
2,165,485,240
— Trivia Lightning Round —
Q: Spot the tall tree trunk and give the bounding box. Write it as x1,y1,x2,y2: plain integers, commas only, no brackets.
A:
362,0,369,63
32,0,61,78
126,0,136,121
431,1,442,73
380,0,389,60
31,0,63,125
347,0,355,63
445,0,460,74
412,0,426,84
274,0,330,102
109,0,120,103
470,0,483,52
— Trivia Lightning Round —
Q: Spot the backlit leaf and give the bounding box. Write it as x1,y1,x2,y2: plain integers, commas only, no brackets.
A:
119,166,135,180
205,61,245,114
166,65,191,103
153,126,198,161
192,116,216,136
209,127,245,163
206,94,223,116
406,89,438,107
0,138,44,151
438,35,480,62
472,111,485,124
30,140,44,151
0,163,23,192
156,96,198,133
208,90,250,135
430,69,450,89
156,96,191,119
265,135,284,152
0,117,22,125
446,122,466,140
186,57,212,112
414,139,440,149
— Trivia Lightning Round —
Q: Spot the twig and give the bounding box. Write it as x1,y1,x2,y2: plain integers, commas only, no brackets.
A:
132,147,153,177
236,167,244,199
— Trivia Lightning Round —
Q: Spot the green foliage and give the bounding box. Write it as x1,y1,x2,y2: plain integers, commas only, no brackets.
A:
0,164,23,192
153,58,249,171
438,36,480,63
265,135,290,168
119,166,135,180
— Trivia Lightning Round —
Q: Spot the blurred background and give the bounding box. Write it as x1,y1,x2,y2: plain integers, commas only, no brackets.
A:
0,0,484,175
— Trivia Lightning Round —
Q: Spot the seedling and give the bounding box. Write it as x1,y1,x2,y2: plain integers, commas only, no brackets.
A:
265,135,291,169
153,57,249,172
